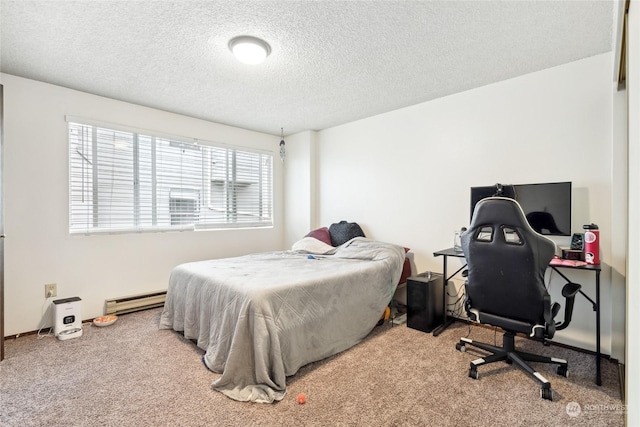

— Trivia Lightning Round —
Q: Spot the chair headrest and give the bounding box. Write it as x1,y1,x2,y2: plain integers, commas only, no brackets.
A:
470,197,556,247
471,197,529,230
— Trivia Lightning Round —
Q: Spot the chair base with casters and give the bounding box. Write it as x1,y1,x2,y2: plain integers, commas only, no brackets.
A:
456,331,569,401
455,279,581,401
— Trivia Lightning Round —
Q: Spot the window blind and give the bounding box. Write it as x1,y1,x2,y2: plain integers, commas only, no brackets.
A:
68,121,273,234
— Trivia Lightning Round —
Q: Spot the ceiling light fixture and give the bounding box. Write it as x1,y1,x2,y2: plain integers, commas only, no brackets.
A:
228,36,271,65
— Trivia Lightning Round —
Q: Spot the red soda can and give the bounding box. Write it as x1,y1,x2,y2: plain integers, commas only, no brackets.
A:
583,224,600,265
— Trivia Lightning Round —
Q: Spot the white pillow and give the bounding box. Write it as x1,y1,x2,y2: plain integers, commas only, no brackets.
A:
291,237,336,255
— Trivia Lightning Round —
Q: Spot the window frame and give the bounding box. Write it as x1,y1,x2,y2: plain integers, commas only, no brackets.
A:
67,116,274,235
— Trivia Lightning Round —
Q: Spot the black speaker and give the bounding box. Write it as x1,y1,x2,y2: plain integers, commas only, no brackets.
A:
407,272,444,333
570,233,584,250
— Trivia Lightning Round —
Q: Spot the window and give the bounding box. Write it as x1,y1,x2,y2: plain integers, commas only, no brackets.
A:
68,120,273,234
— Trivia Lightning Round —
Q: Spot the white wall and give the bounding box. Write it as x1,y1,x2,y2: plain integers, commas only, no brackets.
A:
0,74,283,336
626,1,639,422
303,53,625,359
610,67,628,381
283,130,318,246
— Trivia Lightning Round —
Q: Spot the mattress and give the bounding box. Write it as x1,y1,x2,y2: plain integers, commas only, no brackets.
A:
159,237,405,402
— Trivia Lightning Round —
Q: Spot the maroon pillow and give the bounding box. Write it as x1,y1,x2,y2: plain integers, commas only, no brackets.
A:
305,227,332,246
398,257,412,285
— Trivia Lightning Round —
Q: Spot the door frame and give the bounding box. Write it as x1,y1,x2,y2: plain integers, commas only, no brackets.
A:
1,83,5,361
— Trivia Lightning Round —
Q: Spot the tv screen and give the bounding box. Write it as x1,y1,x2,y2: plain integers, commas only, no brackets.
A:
470,182,572,236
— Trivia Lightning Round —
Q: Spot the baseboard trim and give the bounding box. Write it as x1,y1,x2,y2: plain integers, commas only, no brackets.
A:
3,308,158,340
4,320,91,340
618,363,625,400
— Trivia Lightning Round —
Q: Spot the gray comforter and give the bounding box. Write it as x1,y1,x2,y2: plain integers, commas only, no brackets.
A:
159,237,405,403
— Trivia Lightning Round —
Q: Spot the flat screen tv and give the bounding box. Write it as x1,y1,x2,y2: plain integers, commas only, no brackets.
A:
470,182,572,236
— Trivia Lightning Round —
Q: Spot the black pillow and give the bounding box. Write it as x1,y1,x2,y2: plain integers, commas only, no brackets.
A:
329,221,365,246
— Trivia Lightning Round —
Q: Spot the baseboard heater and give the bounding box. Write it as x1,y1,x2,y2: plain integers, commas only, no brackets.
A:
105,290,167,316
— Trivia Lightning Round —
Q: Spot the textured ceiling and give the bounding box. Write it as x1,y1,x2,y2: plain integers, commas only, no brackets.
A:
0,1,614,136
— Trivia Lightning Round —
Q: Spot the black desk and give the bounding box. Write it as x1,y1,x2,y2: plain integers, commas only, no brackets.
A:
432,247,602,386
432,248,466,337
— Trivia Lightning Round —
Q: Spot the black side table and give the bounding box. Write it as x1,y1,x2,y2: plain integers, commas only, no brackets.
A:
406,272,444,333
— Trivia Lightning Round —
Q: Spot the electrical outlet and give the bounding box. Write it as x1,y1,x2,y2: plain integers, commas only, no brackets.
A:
44,283,57,298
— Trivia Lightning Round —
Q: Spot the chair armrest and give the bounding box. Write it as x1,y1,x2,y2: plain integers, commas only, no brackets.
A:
555,282,582,331
562,282,581,298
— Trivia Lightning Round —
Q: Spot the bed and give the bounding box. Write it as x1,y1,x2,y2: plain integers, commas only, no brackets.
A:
159,235,406,403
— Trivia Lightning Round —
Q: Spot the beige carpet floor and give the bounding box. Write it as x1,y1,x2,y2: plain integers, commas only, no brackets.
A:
0,308,624,426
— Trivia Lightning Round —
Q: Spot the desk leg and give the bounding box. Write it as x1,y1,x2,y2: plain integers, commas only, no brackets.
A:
596,270,602,386
432,256,455,337
549,265,602,386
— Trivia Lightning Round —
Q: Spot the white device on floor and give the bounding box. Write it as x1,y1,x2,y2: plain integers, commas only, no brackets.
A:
53,297,83,340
